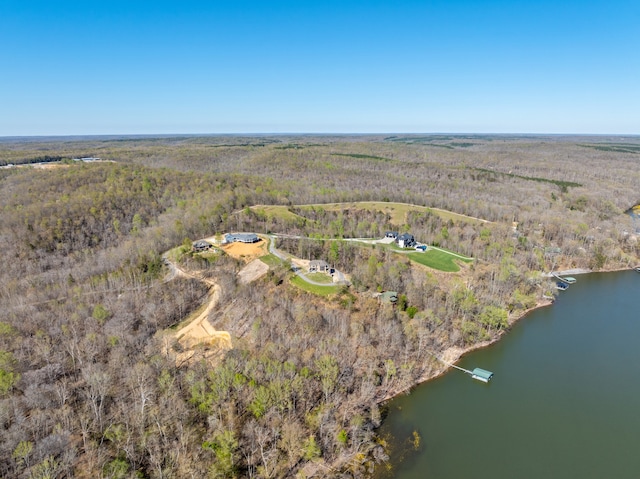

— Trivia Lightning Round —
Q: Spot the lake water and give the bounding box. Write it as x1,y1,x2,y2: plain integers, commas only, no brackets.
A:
376,270,640,479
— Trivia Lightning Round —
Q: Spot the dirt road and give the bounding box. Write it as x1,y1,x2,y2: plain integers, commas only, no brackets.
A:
162,254,232,365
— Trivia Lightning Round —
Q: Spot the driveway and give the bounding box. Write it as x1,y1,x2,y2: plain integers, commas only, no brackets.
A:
268,234,349,286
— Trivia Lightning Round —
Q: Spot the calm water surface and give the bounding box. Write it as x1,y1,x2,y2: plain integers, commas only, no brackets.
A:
377,271,640,478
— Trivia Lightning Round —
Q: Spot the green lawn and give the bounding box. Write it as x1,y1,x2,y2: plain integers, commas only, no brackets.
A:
259,253,282,268
305,272,334,284
362,240,472,272
290,275,342,296
405,248,472,272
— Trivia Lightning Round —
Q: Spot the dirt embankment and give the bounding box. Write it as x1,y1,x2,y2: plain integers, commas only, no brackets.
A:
162,258,232,366
173,284,233,366
238,259,269,284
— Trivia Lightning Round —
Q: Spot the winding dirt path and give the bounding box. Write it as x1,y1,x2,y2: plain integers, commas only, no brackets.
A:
163,254,232,366
175,285,227,345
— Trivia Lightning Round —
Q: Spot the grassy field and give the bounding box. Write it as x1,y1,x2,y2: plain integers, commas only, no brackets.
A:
250,201,489,226
405,248,472,272
259,253,283,268
297,201,489,225
250,205,306,222
290,275,342,296
305,272,334,284
379,241,472,272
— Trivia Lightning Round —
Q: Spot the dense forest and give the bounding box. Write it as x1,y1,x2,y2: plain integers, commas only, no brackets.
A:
0,135,639,478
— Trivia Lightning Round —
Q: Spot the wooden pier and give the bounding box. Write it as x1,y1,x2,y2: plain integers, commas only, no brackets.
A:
432,355,494,383
552,273,577,284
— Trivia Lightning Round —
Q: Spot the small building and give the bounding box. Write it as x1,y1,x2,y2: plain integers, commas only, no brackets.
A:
396,233,415,248
379,291,398,304
385,231,398,239
224,233,259,244
309,260,330,273
192,240,212,252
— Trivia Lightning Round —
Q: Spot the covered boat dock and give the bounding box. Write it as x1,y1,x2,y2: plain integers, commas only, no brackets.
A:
471,368,494,383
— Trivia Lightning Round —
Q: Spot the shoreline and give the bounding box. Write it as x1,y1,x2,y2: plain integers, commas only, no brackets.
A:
380,297,553,403
380,265,637,403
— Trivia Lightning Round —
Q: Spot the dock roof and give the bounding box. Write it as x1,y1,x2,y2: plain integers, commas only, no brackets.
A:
471,368,494,381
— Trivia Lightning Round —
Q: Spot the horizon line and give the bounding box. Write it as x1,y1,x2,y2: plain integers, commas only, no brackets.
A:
2,132,639,140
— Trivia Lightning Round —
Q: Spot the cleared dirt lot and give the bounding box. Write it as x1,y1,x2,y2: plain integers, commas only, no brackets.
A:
221,239,267,262
238,258,269,284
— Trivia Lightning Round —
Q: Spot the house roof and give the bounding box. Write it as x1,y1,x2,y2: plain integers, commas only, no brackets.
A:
193,240,211,247
225,232,258,242
310,259,330,268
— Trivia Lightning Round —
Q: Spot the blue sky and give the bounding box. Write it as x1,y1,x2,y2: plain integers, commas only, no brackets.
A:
1,1,638,135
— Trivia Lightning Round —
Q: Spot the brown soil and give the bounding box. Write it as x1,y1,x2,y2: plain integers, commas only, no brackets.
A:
161,259,233,366
172,285,233,366
238,258,269,284
221,239,267,262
